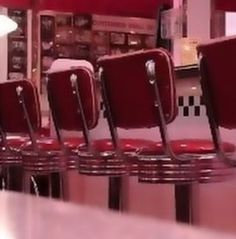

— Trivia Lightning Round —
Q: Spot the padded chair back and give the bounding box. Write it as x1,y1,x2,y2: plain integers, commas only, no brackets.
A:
197,36,236,129
0,80,41,133
47,59,94,74
47,59,99,131
97,49,177,129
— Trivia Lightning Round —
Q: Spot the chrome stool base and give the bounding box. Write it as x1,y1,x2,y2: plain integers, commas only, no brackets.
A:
138,154,236,224
78,152,126,176
21,151,67,199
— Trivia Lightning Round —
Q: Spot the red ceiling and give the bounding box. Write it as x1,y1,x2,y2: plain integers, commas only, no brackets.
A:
0,0,172,18
215,0,236,11
0,0,31,9
2,1,236,17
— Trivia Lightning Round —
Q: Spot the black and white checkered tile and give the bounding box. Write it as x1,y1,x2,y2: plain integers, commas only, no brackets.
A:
178,95,206,117
100,95,206,118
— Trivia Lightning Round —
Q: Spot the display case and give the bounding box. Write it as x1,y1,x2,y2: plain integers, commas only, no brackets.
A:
7,9,28,81
39,12,156,90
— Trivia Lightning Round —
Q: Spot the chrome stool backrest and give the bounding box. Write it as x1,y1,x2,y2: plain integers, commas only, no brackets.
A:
197,36,236,166
0,80,41,147
97,49,177,163
46,59,98,152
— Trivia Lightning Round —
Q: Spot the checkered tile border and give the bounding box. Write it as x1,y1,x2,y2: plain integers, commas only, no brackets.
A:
178,95,206,117
100,95,206,118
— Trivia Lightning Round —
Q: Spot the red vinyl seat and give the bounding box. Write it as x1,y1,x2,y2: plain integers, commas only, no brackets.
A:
0,80,71,197
47,60,101,171
97,48,236,222
139,139,235,183
143,139,235,154
0,136,27,193
22,137,84,171
46,59,98,171
48,60,126,209
0,136,29,149
97,48,235,183
0,99,51,191
0,88,31,191
78,138,155,175
197,36,236,170
37,126,51,137
47,61,133,176
48,65,158,176
47,60,159,210
48,59,162,179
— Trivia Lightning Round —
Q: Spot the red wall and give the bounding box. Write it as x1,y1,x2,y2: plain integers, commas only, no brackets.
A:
215,0,236,11
0,0,31,9
0,0,172,18
38,0,172,18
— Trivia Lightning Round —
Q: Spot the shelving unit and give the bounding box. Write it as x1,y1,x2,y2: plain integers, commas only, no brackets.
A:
39,13,156,85
7,9,28,80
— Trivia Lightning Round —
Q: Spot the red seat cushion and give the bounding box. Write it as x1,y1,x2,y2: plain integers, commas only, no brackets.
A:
138,139,235,184
21,137,84,172
21,137,84,151
0,136,29,148
139,139,235,155
78,138,235,154
79,138,156,152
37,126,50,137
197,36,236,129
98,49,177,129
78,138,153,176
63,137,84,149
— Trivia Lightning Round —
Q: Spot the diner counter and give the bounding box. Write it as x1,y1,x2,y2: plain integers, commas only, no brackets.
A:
175,64,199,79
0,191,235,239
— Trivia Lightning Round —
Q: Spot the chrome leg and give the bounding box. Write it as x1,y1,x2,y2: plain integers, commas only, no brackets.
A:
22,171,32,194
0,166,15,191
5,167,10,190
1,176,5,191
22,171,40,196
48,174,52,198
7,166,23,192
0,167,8,191
30,176,39,196
174,183,199,224
58,172,66,200
0,166,5,190
23,172,65,199
49,172,65,200
108,176,123,211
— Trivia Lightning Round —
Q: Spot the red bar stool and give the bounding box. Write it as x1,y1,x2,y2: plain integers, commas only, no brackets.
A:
46,59,95,171
138,139,235,184
47,59,158,210
197,36,236,169
0,84,51,192
97,49,235,223
47,63,126,210
0,80,68,198
0,135,27,191
48,59,155,177
0,79,49,192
